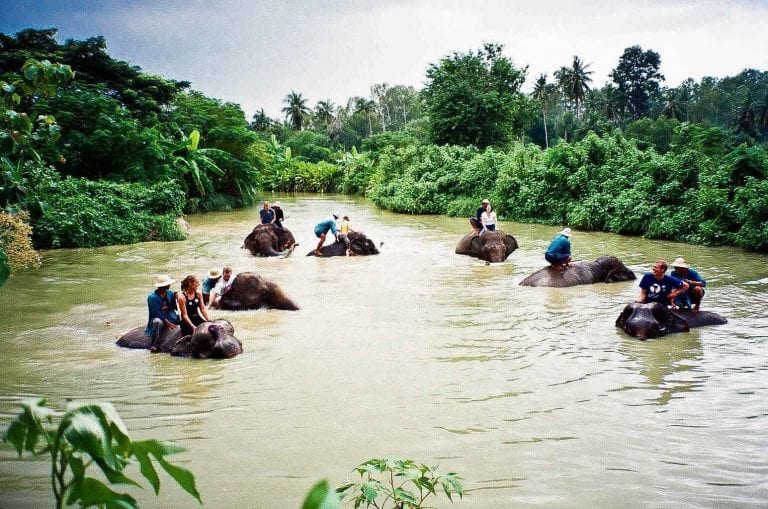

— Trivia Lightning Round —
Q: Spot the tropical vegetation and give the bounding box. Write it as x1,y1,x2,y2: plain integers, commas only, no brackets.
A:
2,28,768,290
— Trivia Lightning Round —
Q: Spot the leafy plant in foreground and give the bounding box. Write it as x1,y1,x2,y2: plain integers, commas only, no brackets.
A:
336,458,463,509
3,398,201,508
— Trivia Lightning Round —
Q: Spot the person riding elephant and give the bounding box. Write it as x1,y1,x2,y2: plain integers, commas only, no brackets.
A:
470,199,489,234
306,230,380,257
616,302,727,339
242,224,297,257
519,256,636,287
669,257,707,310
145,274,181,353
117,319,242,358
313,213,339,256
216,272,300,311
636,259,689,308
545,228,572,271
455,230,518,263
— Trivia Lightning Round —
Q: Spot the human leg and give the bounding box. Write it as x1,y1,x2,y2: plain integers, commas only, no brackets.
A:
315,232,326,256
690,287,705,310
150,318,164,352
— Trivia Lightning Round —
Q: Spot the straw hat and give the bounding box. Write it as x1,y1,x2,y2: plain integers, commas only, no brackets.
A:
561,227,572,237
208,268,222,278
672,257,689,269
154,274,175,287
482,199,490,204
273,201,281,207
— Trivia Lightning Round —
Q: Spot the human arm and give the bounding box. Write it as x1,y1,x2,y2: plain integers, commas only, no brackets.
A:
148,293,178,328
177,293,194,330
636,288,647,303
198,291,210,321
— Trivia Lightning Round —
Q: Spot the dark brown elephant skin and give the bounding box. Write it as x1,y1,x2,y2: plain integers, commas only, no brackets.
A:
306,231,380,257
217,272,299,311
116,319,241,358
519,256,636,287
616,302,727,340
455,230,518,263
243,224,296,257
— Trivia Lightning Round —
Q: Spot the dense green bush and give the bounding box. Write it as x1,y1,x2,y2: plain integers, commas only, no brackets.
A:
28,170,185,248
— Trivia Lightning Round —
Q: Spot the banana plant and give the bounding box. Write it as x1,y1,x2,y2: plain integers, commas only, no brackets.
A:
166,128,226,197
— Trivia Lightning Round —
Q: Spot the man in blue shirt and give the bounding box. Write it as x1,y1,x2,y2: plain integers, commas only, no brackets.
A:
145,274,180,352
314,213,339,256
259,201,275,225
636,259,689,308
545,228,572,271
670,257,706,310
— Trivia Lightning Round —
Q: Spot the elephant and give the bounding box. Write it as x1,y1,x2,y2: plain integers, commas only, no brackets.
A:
519,256,636,287
306,231,380,257
616,302,728,340
216,271,299,310
116,319,242,358
455,230,518,263
242,224,296,257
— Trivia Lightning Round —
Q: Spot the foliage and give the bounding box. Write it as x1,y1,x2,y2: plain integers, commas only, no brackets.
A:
609,45,664,121
3,398,200,508
29,170,185,249
283,91,311,131
422,42,529,148
336,458,463,509
0,210,41,270
302,480,341,509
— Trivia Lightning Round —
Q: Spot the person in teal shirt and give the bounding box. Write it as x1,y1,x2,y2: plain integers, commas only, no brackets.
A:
313,213,339,256
545,228,572,271
145,274,180,352
669,257,707,310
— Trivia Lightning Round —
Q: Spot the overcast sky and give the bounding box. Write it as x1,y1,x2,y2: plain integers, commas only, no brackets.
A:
2,0,767,121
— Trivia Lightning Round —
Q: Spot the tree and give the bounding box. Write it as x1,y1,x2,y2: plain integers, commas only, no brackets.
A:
250,108,274,131
354,97,377,136
610,45,665,120
422,42,528,148
313,99,335,129
555,55,593,118
531,74,557,148
282,91,310,130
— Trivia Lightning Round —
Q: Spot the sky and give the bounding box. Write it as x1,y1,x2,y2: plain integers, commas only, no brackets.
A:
2,0,767,121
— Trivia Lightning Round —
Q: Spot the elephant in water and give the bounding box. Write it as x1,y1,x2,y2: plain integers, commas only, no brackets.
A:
455,230,518,263
217,272,299,311
519,256,636,287
116,319,242,358
616,302,727,340
242,224,296,257
307,231,380,257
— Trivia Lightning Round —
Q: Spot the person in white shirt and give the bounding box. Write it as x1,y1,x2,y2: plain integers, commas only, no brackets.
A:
209,266,236,308
480,204,497,234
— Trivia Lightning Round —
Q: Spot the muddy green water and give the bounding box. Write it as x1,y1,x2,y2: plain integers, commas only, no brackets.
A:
1,195,766,508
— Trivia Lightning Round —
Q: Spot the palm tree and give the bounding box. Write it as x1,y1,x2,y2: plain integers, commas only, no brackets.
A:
282,91,310,130
531,74,556,148
250,108,273,131
555,56,593,118
314,99,336,129
354,97,377,136
661,89,687,121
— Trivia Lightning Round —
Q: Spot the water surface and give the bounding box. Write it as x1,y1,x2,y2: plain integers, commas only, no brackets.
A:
1,195,766,508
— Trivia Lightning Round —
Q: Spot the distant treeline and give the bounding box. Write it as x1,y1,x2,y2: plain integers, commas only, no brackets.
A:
1,29,767,282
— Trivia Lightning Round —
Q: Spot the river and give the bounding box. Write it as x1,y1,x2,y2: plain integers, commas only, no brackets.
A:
1,195,766,508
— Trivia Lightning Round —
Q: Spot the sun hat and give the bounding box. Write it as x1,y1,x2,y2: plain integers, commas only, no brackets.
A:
208,268,222,278
672,257,689,269
561,227,572,237
482,199,490,204
332,212,339,219
154,274,175,287
273,201,281,207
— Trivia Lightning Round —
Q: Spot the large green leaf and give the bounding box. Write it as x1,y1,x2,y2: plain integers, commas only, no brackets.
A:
2,398,55,455
67,477,138,509
187,129,200,152
135,440,199,503
301,480,341,509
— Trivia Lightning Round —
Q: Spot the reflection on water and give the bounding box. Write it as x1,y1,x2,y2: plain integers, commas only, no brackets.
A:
1,194,767,508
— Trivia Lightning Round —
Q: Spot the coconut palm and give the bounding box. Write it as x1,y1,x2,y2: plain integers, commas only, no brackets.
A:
555,56,593,118
250,108,273,131
354,97,377,136
661,89,688,121
531,74,556,148
282,91,310,130
314,99,336,129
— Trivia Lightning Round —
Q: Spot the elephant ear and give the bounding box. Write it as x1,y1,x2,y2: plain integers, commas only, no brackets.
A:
504,234,519,254
615,303,633,328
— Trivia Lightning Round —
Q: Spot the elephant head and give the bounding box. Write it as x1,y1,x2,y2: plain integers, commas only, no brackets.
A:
171,320,243,359
616,302,690,339
455,230,518,263
307,231,380,257
217,272,299,311
616,302,728,340
243,224,296,257
593,256,637,283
